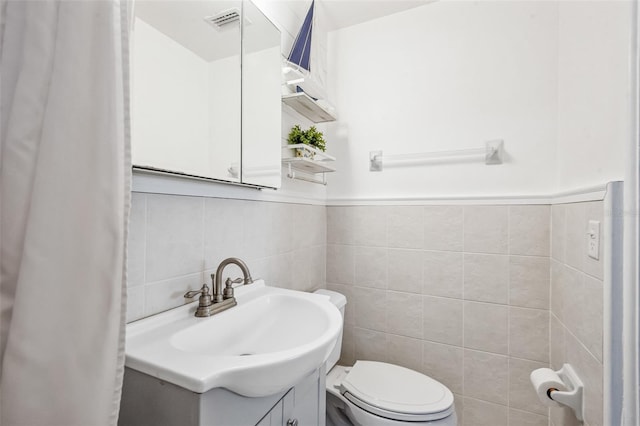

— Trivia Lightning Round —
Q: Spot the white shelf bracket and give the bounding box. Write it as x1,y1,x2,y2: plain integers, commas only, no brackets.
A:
286,163,327,186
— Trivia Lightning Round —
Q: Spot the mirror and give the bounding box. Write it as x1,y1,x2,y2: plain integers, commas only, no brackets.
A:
241,0,281,188
132,0,281,188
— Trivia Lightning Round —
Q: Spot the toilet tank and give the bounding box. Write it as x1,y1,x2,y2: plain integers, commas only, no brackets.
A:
314,289,346,371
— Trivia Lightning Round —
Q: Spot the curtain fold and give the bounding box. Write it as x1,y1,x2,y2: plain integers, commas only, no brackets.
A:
0,1,130,424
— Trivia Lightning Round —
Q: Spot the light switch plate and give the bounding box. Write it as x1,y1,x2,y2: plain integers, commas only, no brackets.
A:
587,220,600,260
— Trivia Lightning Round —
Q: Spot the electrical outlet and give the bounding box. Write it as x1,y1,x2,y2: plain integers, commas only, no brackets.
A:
587,220,600,260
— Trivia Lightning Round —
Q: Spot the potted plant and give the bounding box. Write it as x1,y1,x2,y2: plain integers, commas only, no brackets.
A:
287,125,326,159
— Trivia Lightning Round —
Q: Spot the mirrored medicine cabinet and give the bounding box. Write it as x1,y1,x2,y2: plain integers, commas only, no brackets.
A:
131,0,281,189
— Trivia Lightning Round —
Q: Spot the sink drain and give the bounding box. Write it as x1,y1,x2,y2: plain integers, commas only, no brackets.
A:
238,353,254,356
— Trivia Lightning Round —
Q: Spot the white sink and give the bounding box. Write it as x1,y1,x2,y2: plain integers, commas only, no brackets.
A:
125,280,342,397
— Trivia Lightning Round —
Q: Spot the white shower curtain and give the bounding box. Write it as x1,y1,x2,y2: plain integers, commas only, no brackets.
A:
0,1,130,425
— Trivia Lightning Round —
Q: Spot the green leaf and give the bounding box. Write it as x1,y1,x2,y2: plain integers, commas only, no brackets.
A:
287,125,326,152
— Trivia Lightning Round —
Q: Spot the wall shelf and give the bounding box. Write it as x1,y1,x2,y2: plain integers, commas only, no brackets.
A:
283,157,336,174
282,92,336,123
282,144,336,185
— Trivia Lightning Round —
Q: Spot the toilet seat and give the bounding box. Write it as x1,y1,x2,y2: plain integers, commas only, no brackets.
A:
335,361,455,422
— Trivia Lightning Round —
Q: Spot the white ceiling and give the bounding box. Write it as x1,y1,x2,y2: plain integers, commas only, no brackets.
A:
280,0,433,32
135,0,243,61
134,0,434,62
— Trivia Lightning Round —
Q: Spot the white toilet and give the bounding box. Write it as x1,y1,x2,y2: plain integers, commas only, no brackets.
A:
315,289,457,426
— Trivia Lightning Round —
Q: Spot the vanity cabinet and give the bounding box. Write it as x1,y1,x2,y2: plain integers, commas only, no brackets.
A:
256,364,326,426
118,366,325,426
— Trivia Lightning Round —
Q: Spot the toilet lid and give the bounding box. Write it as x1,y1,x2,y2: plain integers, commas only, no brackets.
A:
340,361,454,422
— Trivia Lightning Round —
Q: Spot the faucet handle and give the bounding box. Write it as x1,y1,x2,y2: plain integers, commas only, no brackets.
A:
223,277,242,299
184,284,212,307
184,284,214,317
225,277,243,286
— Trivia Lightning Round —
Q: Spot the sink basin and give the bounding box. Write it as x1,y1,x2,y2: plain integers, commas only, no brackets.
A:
125,280,342,397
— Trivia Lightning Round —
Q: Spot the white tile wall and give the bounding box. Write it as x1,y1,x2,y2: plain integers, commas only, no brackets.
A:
388,206,424,249
424,206,464,252
327,204,552,425
423,251,464,298
509,307,549,362
388,249,423,293
464,301,509,354
127,195,606,426
145,195,204,283
550,201,605,426
463,397,508,426
126,192,326,322
423,296,463,346
463,206,509,254
509,408,548,426
463,254,509,304
509,256,550,309
509,358,549,416
464,349,509,405
387,291,423,338
423,341,464,394
386,334,423,372
509,206,551,257
355,246,388,288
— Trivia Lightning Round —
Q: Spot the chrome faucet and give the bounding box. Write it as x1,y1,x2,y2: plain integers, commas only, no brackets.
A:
184,257,253,317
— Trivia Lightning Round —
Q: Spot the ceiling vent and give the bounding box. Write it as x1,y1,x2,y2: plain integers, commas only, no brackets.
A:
204,8,240,30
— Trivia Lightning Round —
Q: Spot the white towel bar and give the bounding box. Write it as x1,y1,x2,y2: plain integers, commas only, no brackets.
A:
369,140,504,171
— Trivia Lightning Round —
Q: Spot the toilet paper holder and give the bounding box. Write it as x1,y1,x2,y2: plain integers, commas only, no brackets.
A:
547,364,584,421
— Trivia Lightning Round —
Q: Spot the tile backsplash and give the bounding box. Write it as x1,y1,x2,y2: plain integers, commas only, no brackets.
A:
126,192,326,322
326,205,551,426
126,192,608,426
550,201,605,426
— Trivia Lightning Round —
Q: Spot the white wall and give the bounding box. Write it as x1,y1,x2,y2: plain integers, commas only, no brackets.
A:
325,1,559,200
555,1,631,192
324,0,631,201
133,0,632,202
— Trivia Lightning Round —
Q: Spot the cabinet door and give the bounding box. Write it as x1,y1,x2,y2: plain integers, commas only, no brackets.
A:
240,0,281,188
255,400,281,426
284,368,324,426
132,1,242,183
256,391,292,426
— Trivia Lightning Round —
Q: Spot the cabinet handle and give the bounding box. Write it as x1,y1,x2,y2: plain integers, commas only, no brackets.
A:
286,419,298,426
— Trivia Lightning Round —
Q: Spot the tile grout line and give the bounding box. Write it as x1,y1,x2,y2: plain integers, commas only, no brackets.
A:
201,197,206,285
507,205,512,420
461,205,466,415
142,193,148,317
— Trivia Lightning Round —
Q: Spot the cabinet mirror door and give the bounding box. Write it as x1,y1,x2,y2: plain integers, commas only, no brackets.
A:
241,0,281,188
132,0,242,183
